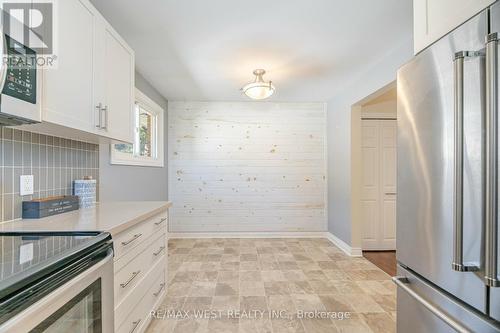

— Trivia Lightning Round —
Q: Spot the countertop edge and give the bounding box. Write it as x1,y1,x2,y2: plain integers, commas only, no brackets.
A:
107,202,172,236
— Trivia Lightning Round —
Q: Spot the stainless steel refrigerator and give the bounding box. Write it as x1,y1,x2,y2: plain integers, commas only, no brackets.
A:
396,3,500,332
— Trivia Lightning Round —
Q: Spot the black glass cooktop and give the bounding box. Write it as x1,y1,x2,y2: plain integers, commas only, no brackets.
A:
0,232,111,300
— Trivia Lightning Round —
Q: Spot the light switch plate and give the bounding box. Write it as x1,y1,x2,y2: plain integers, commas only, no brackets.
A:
20,175,34,196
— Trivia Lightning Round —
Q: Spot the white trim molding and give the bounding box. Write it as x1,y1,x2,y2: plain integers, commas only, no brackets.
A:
168,232,327,239
169,231,363,258
326,232,363,257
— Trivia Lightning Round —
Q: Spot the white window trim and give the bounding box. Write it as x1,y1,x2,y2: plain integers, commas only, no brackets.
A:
110,88,165,167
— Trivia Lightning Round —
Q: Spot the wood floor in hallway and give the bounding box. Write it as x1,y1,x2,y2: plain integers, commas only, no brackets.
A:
362,251,397,277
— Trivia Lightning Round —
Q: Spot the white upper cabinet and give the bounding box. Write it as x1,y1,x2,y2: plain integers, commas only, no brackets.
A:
42,0,134,143
43,0,95,132
414,0,495,54
93,23,135,142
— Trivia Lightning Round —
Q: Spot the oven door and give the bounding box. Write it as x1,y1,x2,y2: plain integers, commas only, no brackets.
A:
0,248,114,333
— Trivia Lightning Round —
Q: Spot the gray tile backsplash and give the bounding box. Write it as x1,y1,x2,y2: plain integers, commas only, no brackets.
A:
0,128,99,222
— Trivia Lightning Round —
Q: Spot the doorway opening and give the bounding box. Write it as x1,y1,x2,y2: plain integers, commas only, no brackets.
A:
351,81,397,276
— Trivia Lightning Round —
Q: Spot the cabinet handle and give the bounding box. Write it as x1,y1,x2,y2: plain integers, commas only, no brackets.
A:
95,103,102,128
129,319,141,333
120,270,141,288
155,218,167,226
153,246,165,256
101,105,108,130
121,233,142,246
153,283,165,297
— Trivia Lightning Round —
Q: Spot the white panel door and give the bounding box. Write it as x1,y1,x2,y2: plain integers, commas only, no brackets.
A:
361,119,397,250
42,0,96,131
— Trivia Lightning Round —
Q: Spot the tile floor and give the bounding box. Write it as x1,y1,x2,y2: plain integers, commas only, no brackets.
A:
146,238,396,333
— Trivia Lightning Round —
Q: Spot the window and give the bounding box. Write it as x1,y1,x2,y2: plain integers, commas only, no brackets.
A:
110,89,164,167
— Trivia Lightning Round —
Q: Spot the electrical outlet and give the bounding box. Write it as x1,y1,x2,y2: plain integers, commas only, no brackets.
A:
20,175,34,196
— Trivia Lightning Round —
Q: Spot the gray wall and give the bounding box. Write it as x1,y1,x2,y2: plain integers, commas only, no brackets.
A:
327,40,412,245
99,72,168,202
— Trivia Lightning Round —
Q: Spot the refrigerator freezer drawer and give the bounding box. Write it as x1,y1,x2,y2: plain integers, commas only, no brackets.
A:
396,265,500,333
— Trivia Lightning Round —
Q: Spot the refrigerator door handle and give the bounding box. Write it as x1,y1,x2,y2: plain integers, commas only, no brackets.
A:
485,33,500,288
393,276,473,333
452,51,481,272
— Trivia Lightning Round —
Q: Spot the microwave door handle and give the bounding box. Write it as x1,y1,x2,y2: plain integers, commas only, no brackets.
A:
485,33,500,287
452,51,480,272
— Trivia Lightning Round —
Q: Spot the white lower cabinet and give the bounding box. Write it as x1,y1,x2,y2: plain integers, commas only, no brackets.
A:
112,209,168,333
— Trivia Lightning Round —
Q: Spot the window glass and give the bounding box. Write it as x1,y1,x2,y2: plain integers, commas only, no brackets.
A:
138,106,153,157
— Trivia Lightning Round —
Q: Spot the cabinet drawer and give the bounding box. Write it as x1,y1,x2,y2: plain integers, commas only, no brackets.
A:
114,233,166,306
113,211,167,260
116,262,166,333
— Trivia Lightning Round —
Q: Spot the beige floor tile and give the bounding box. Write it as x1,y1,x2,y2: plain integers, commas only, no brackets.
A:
240,316,273,333
361,313,396,333
218,270,239,282
288,281,315,294
147,237,397,333
347,294,385,313
240,261,260,270
182,296,213,311
333,317,373,333
240,270,262,282
291,294,326,311
240,281,266,296
271,317,306,333
240,296,268,312
318,294,353,312
264,281,290,295
167,282,192,297
189,281,216,297
300,318,338,333
212,295,240,311
207,316,240,333
261,270,286,282
172,318,209,333
215,281,239,296
268,295,296,313
282,270,308,281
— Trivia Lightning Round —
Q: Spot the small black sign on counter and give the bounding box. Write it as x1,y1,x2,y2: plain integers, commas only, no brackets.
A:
22,196,79,219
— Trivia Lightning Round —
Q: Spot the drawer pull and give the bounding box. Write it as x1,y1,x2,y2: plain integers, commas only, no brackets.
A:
153,246,165,256
155,218,167,226
120,270,141,288
153,283,165,297
129,319,141,333
121,234,142,246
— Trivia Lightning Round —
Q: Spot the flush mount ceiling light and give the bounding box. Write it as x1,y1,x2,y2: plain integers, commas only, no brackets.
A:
241,69,276,100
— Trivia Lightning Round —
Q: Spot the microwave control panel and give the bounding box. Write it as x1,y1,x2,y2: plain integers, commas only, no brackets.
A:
2,35,37,105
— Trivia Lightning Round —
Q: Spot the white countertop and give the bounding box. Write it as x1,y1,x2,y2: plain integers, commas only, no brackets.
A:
0,201,172,236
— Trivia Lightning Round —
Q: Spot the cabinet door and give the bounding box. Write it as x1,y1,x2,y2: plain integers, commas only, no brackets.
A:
94,24,134,143
414,0,494,54
42,0,96,131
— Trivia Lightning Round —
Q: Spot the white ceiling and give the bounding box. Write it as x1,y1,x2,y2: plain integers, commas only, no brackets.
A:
90,0,413,102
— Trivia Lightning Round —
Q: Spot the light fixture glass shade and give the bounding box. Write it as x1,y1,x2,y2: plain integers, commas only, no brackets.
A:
242,69,275,100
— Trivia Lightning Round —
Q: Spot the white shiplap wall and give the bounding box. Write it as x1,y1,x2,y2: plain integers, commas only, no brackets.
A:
168,101,327,233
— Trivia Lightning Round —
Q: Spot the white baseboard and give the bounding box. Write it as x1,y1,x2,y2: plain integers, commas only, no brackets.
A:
168,231,327,239
325,232,362,257
168,231,362,257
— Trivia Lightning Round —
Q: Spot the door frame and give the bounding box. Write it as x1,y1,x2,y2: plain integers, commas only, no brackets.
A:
351,81,397,251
